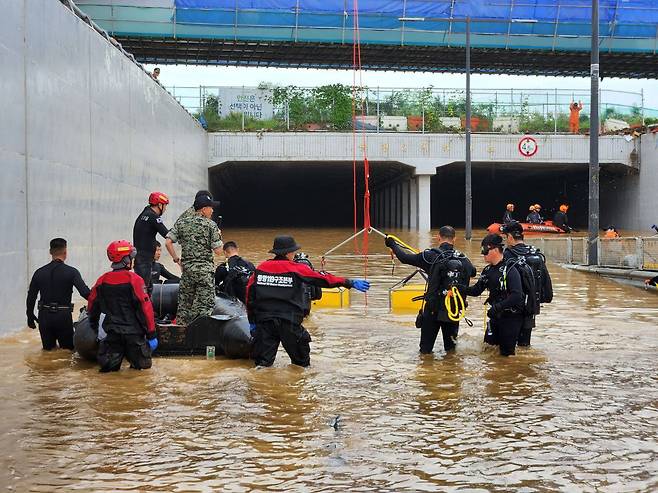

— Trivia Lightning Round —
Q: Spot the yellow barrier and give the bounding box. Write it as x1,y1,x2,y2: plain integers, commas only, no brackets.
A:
312,287,350,308
389,283,425,311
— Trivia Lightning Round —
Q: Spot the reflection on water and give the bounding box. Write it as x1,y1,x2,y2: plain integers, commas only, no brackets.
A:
1,228,657,491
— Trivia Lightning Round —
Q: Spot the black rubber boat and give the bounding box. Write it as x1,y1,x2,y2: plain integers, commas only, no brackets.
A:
73,283,253,361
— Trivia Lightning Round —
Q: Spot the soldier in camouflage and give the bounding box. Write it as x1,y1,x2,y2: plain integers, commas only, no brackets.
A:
165,193,223,326
171,190,217,229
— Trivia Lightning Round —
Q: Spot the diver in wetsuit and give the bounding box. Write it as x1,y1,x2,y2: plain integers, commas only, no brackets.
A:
502,221,553,346
133,191,171,294
215,241,255,304
385,226,476,354
151,241,180,285
26,238,90,350
462,234,524,356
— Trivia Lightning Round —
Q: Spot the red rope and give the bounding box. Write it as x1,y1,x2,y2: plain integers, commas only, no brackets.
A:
351,0,370,283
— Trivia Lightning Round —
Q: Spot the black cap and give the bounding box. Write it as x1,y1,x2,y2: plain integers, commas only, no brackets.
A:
501,220,524,237
481,233,504,253
194,193,221,210
195,190,212,199
269,235,301,255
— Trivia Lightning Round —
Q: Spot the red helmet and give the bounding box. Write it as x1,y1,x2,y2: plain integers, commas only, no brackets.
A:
107,240,136,263
148,192,170,206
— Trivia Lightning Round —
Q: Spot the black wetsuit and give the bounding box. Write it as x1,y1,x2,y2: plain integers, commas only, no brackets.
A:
26,260,90,350
463,261,524,356
553,211,571,232
132,206,169,292
503,244,553,346
502,211,515,224
151,262,180,285
389,242,476,354
215,255,255,303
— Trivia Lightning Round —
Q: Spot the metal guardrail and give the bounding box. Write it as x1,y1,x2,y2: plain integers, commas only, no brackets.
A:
167,85,654,134
525,236,658,270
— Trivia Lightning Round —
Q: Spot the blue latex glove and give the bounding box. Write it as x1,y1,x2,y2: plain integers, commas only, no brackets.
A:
249,323,257,335
351,279,370,292
148,338,158,352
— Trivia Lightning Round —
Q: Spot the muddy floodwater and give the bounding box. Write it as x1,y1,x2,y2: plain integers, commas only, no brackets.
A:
2,228,657,492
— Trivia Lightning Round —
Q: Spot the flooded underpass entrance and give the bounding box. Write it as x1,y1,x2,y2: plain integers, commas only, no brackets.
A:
1,229,657,491
209,161,413,228
431,162,628,229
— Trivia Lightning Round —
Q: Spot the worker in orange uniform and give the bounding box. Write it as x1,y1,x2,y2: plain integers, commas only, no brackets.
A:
569,101,583,134
604,226,620,239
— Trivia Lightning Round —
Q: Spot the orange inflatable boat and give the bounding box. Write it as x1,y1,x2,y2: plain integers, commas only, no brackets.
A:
487,221,567,235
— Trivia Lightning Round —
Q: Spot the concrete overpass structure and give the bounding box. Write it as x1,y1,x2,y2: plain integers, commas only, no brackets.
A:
208,132,638,231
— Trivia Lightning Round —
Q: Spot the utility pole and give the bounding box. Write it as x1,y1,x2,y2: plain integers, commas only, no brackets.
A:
465,17,472,240
588,0,599,265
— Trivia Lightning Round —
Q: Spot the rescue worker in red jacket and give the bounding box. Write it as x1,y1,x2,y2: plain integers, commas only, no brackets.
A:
246,235,370,367
88,240,158,372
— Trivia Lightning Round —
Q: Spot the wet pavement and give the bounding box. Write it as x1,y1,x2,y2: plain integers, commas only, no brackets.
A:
1,228,657,491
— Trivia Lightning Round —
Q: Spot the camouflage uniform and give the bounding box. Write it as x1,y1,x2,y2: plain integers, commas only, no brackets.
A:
167,212,222,326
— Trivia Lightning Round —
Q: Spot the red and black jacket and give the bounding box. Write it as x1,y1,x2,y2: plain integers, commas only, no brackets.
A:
87,269,156,338
246,258,351,324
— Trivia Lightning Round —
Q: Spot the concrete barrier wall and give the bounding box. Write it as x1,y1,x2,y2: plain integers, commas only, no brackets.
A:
0,0,207,335
209,132,636,172
602,134,658,231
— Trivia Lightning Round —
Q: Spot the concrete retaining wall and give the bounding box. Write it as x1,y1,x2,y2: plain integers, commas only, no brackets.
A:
0,0,207,335
602,134,658,232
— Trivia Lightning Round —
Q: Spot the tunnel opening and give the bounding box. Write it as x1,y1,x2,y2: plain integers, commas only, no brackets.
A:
209,161,413,228
431,162,596,229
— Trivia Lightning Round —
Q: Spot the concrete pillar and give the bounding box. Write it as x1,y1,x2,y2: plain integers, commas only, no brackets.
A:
409,177,418,230
383,187,391,229
395,182,401,229
416,175,432,232
401,179,410,229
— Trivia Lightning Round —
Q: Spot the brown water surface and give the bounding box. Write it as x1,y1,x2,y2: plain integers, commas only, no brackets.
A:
2,228,657,491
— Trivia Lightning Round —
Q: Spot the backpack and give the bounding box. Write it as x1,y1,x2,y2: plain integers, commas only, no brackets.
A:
508,247,553,309
525,247,553,305
224,264,253,302
503,257,539,317
426,250,472,320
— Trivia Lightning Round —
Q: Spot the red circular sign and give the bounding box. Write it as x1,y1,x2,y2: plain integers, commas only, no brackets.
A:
518,136,538,157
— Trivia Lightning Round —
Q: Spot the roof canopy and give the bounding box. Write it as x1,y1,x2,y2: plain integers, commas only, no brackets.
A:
77,1,658,77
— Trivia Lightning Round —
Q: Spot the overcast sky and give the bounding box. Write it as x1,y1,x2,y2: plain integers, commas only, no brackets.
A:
146,64,658,111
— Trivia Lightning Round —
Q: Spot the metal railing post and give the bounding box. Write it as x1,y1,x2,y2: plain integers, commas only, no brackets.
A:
636,237,644,269
376,87,380,133
554,88,558,134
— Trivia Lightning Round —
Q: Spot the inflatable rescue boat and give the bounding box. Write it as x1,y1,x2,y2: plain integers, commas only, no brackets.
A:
73,283,253,362
487,221,567,235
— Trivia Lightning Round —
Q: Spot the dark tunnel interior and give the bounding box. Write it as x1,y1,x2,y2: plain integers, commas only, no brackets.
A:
209,161,413,227
210,160,623,229
432,162,597,229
